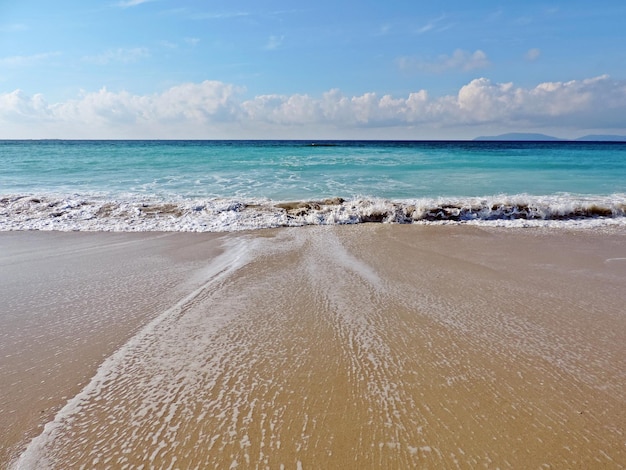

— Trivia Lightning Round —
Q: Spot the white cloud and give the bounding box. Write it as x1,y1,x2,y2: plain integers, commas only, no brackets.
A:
117,0,155,8
398,49,490,73
0,90,51,121
0,52,60,68
0,23,28,32
377,24,391,35
449,75,626,129
485,9,504,23
83,47,150,65
525,48,541,61
185,37,200,46
264,35,284,51
416,14,449,34
1,76,625,139
192,11,251,20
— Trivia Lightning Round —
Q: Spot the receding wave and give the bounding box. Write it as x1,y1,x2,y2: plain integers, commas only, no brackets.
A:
1,194,625,231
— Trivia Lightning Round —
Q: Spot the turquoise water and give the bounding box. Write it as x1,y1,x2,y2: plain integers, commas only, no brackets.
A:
1,140,625,230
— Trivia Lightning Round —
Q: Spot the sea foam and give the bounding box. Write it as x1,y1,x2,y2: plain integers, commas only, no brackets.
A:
12,236,255,470
1,193,625,232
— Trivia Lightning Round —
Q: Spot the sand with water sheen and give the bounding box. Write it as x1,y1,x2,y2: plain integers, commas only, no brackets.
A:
2,225,625,469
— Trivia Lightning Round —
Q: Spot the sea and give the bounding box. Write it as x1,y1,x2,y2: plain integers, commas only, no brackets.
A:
1,139,625,231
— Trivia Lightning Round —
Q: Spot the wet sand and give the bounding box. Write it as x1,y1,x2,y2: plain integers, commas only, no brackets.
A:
2,225,625,469
0,231,227,466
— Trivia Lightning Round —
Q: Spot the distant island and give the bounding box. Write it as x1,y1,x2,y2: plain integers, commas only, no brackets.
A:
474,132,626,142
574,134,626,142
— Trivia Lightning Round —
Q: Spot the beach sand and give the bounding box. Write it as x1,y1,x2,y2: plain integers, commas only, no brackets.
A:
1,225,625,469
0,232,227,466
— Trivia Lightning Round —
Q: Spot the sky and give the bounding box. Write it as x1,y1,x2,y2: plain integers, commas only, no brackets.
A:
1,0,626,139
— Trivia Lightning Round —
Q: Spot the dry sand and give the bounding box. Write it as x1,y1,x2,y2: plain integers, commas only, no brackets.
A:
1,225,625,469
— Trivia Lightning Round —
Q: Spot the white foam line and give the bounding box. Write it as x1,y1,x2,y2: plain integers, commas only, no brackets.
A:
3,192,626,232
313,229,382,288
12,236,254,470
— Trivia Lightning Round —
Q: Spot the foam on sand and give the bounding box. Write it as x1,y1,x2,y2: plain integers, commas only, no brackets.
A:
13,235,255,469
10,225,626,468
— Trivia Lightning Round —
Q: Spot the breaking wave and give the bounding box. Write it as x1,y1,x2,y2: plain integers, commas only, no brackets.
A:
1,193,625,231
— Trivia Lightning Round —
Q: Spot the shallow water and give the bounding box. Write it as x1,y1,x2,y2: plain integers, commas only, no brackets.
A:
2,140,625,231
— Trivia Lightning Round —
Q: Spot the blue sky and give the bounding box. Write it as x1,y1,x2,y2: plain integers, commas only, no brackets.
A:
1,0,626,139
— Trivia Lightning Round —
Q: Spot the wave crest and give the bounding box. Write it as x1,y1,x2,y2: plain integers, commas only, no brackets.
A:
1,194,625,231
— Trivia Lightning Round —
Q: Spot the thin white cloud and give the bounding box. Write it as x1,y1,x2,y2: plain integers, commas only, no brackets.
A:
116,0,155,8
1,76,625,138
192,11,251,20
0,23,28,32
158,38,200,50
417,14,448,34
159,40,178,49
417,23,435,34
377,24,391,36
398,49,490,73
525,48,541,61
264,35,284,51
0,52,60,68
485,9,504,22
192,8,303,21
515,16,533,26
265,9,310,17
83,47,150,65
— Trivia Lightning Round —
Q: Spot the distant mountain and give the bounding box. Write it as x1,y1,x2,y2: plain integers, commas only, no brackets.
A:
474,133,564,141
474,132,626,142
575,134,626,142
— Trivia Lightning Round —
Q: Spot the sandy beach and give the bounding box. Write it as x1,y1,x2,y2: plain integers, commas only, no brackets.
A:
2,225,625,469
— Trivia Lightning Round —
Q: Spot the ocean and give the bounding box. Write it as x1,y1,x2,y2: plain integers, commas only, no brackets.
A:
1,139,625,231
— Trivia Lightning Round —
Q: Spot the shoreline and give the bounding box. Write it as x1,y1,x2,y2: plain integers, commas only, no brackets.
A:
3,225,625,468
0,231,230,465
2,193,626,232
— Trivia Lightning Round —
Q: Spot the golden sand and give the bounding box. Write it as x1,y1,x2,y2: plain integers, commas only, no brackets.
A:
2,226,625,469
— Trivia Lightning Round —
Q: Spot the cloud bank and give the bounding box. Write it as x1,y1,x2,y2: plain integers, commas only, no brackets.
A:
1,75,625,139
